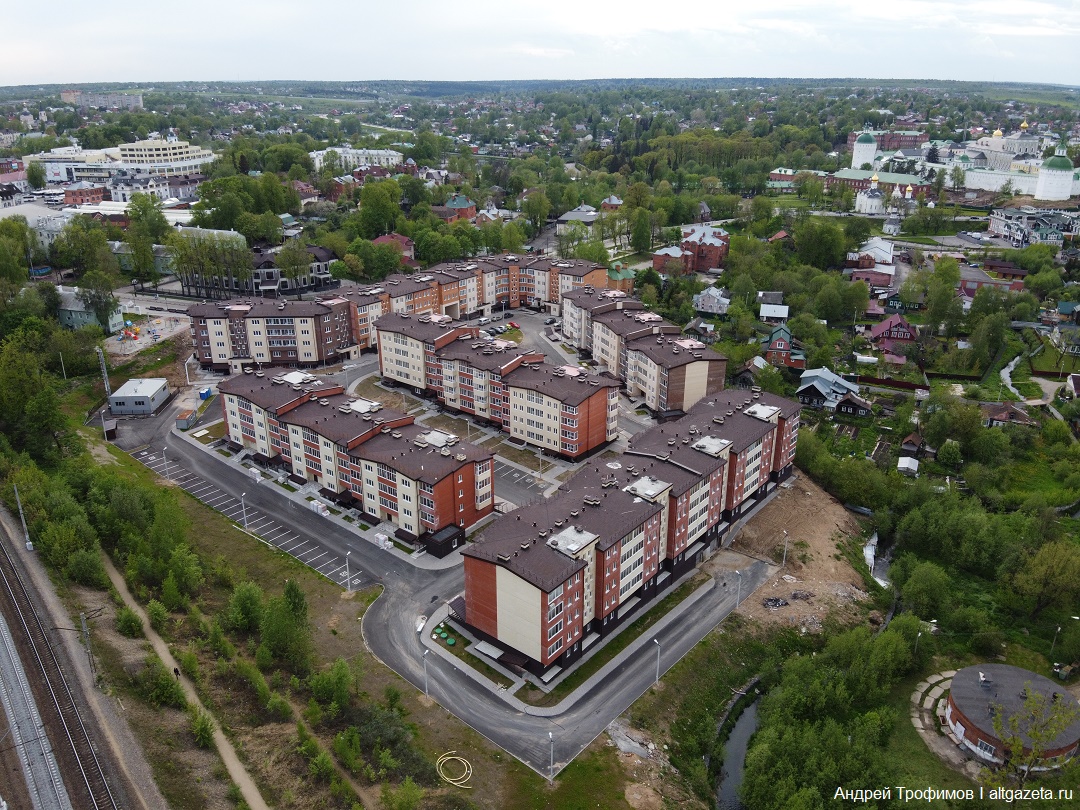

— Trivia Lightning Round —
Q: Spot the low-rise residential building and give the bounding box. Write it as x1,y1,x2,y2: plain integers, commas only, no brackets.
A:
57,284,124,334
218,370,493,544
761,324,806,369
377,314,620,458
623,335,727,415
797,367,861,410
458,388,799,673
189,297,356,373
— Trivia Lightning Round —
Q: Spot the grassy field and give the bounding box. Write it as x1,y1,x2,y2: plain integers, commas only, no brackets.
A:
1030,336,1080,375
884,671,977,794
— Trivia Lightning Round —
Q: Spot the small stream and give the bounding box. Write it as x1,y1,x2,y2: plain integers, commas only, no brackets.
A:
715,699,760,810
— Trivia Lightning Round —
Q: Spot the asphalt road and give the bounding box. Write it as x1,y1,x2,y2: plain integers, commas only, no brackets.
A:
492,459,549,505
115,415,767,779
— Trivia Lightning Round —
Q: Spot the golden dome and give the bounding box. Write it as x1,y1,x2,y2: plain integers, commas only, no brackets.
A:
871,174,879,182
1020,120,1029,130
906,184,913,191
992,128,1003,138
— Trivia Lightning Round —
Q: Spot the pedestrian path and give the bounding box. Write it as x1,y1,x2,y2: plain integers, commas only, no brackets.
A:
909,670,983,780
100,556,270,810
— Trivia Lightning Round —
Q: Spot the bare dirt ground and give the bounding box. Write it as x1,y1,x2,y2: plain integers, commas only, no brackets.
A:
705,473,872,632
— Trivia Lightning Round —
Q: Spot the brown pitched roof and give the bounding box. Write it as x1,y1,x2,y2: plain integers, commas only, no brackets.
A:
351,423,491,485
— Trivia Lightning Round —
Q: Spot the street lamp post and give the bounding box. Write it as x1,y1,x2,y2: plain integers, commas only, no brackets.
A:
1050,626,1061,660
241,492,247,528
162,445,170,480
653,638,661,685
782,530,789,568
548,732,554,781
915,631,923,656
345,551,351,593
423,649,429,696
735,569,742,606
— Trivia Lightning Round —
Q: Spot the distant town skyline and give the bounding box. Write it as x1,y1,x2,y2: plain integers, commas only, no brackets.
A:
2,0,1079,88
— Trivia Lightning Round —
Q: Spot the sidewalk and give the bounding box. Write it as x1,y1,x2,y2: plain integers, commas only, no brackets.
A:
170,425,467,571
418,482,790,715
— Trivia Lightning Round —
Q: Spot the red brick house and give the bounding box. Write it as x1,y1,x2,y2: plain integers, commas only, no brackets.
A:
64,182,106,205
761,324,806,369
652,223,730,274
373,232,415,261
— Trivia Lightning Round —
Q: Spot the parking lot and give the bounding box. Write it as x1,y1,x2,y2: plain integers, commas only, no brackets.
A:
492,458,550,505
135,448,368,589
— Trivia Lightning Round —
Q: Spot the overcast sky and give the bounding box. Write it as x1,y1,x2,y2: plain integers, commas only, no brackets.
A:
4,0,1079,87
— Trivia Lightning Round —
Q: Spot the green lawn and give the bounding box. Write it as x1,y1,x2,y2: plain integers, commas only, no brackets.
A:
1030,337,1080,375
500,740,632,810
519,573,709,706
885,673,977,796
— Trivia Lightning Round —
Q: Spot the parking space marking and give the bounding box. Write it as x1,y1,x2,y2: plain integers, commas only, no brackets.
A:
282,539,308,554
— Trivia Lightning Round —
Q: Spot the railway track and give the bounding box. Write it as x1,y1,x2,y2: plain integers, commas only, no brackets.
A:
0,532,119,810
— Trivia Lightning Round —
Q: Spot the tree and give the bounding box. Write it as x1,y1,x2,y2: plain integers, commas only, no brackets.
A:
275,239,311,300
357,180,402,239
937,440,962,469
127,193,171,243
901,561,951,619
986,683,1080,788
926,144,940,164
27,161,46,189
630,207,652,253
76,270,119,330
949,165,967,192
521,191,550,235
1009,541,1080,618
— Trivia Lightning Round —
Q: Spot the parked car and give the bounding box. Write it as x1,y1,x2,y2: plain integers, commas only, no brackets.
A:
507,321,520,329
544,317,557,325
478,317,491,325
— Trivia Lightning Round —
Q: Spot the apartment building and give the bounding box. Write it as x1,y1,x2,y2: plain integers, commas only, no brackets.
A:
457,388,799,673
431,341,546,425
377,317,620,458
560,287,644,351
375,312,478,390
623,335,727,414
309,147,403,172
189,297,356,373
218,371,493,546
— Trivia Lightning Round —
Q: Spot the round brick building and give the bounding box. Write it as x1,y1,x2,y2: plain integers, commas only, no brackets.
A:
945,664,1080,766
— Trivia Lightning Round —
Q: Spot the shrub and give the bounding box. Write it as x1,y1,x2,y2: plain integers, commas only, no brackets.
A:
146,599,168,635
309,751,335,783
115,606,144,638
310,657,352,707
224,581,264,635
266,692,293,721
137,655,186,709
177,647,200,682
207,619,236,660
189,706,215,748
233,659,271,706
65,548,109,588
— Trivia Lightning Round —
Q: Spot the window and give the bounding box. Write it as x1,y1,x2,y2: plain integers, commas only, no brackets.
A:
547,639,563,657
547,619,563,640
977,740,996,756
547,601,564,621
